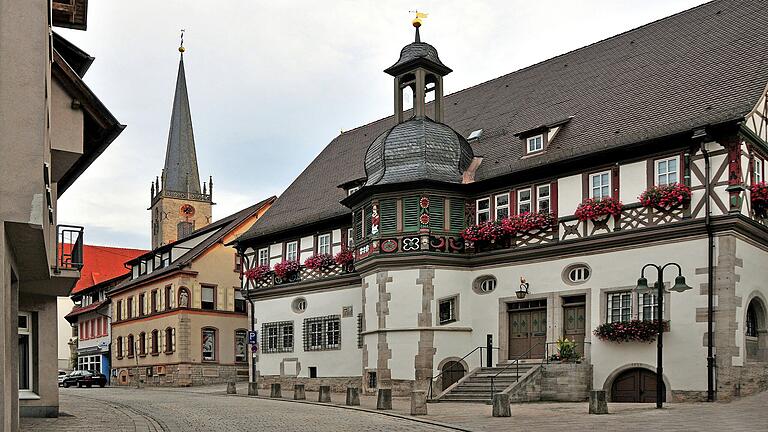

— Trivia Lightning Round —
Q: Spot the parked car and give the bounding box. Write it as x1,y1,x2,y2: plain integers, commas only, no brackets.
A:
60,370,107,388
57,370,68,386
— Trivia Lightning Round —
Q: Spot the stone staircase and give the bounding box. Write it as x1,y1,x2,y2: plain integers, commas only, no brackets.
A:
436,361,542,403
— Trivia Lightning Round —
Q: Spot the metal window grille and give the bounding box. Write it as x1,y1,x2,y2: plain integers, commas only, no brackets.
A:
367,371,377,389
303,315,342,351
261,321,294,353
357,313,364,349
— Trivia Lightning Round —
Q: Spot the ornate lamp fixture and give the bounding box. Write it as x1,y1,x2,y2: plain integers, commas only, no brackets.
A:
516,276,530,299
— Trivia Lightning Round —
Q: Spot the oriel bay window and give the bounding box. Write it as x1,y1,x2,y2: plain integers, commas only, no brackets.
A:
655,156,679,186
261,321,294,353
303,315,341,351
202,328,217,361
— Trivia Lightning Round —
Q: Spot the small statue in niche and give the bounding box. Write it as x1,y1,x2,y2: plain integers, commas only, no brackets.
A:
178,289,189,308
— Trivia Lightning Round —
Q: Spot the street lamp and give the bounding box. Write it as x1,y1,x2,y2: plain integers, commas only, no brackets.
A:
637,263,692,409
516,276,530,299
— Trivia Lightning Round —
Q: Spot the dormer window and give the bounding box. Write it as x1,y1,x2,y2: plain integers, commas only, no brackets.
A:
348,186,360,196
527,134,544,153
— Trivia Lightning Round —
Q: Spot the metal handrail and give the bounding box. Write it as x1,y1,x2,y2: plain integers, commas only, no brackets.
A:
56,224,84,272
489,342,544,401
427,345,500,400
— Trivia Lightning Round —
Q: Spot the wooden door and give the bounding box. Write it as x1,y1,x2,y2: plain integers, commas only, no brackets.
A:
529,309,546,358
508,307,547,359
563,304,586,356
441,361,465,391
611,369,665,403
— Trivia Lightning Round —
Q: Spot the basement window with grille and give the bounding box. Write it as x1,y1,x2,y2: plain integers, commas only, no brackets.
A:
303,315,341,351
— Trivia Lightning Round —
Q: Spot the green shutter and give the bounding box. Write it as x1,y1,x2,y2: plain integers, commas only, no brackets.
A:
449,198,465,231
354,209,363,240
379,199,397,235
364,204,373,236
429,196,445,231
403,196,419,232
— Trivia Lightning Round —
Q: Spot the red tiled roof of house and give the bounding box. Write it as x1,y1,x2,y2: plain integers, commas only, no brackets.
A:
66,244,147,294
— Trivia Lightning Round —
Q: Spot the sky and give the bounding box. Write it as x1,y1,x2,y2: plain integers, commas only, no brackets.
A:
57,0,709,250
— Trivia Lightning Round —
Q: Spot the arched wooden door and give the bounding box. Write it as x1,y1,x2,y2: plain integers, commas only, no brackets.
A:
441,361,466,391
611,368,665,403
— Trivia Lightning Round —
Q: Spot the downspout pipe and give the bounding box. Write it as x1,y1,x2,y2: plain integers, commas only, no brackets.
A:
695,128,715,402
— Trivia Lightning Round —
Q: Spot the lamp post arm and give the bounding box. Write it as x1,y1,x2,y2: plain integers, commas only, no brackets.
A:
640,263,661,279
661,262,683,278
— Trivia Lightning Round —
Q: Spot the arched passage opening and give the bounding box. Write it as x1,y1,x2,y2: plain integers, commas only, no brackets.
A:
438,359,466,391
745,296,768,362
610,367,666,403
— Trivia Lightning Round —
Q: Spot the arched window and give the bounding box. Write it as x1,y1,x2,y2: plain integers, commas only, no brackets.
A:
116,336,123,358
202,327,217,362
745,298,766,362
127,334,135,357
138,332,146,356
151,330,159,355
165,327,174,353
234,329,247,363
178,287,190,308
177,221,193,239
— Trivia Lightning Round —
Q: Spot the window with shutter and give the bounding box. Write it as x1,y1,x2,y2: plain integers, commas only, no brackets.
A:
403,196,419,232
449,198,465,231
354,209,363,240
379,199,397,234
429,196,445,231
364,204,373,236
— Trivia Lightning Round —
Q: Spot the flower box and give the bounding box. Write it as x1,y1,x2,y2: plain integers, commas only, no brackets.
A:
273,260,300,278
593,319,669,343
243,265,270,282
750,181,768,218
461,213,556,245
304,254,335,270
574,197,623,221
639,183,691,209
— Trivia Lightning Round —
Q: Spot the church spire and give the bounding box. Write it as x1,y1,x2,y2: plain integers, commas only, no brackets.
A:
162,31,202,194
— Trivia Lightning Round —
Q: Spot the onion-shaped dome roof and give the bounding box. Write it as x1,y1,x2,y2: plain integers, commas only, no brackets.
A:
384,40,452,76
364,117,474,187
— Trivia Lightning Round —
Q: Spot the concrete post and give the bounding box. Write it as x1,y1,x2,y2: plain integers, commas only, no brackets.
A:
377,388,392,410
294,383,306,400
492,393,511,417
346,387,361,406
589,390,609,414
270,383,282,398
318,385,331,402
248,382,258,396
410,390,428,415
226,380,237,394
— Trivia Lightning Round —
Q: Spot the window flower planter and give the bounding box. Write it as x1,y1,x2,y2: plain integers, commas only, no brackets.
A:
639,183,691,209
273,260,300,279
574,197,623,221
334,249,355,271
243,265,270,282
461,212,556,247
750,181,768,218
304,254,334,270
593,319,669,343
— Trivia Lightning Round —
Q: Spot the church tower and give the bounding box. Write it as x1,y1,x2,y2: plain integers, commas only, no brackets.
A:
149,37,213,249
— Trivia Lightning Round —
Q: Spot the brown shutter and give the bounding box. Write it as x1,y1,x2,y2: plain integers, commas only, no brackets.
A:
550,181,558,217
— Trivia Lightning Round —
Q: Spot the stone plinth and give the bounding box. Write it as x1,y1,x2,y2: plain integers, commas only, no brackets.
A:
377,389,392,410
492,393,511,417
294,384,306,400
589,390,608,414
248,382,258,396
346,387,360,406
410,391,427,415
270,383,281,398
318,385,331,402
226,380,237,394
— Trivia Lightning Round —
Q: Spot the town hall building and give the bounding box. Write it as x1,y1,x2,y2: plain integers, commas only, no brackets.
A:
234,1,768,404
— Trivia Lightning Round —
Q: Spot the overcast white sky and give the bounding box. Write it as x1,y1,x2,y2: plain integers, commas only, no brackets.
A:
56,0,708,250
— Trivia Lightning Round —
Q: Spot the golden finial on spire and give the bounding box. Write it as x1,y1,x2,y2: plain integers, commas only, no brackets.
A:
178,29,186,53
410,11,428,28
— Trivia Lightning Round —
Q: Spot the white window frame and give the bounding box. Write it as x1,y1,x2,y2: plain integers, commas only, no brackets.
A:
202,328,216,361
257,248,269,267
18,312,33,392
536,184,551,214
438,296,458,325
517,188,532,214
527,134,544,153
201,285,215,310
655,156,680,186
479,279,496,293
590,171,612,199
347,186,360,196
317,233,331,255
494,193,509,220
286,241,298,262
347,228,354,248
607,291,632,323
638,291,659,321
754,157,764,184
476,198,490,224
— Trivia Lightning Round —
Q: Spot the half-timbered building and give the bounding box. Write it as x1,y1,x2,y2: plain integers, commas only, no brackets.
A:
234,1,768,403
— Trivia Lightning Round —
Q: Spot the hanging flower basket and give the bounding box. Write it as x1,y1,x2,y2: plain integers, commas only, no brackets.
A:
243,265,270,282
574,197,623,221
593,319,669,343
750,181,768,218
304,254,334,270
273,260,300,278
639,183,692,209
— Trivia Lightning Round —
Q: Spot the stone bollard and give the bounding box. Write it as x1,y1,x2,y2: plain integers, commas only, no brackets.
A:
410,390,428,415
226,380,237,394
270,383,282,398
376,388,392,410
294,383,306,400
346,387,361,406
318,385,332,402
492,393,511,417
589,390,609,414
248,382,259,396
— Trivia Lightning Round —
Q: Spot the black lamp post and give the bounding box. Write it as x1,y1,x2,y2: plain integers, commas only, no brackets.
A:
516,276,530,299
637,263,692,409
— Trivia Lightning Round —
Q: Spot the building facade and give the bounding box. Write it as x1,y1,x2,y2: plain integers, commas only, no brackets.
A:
234,2,768,404
0,0,123,426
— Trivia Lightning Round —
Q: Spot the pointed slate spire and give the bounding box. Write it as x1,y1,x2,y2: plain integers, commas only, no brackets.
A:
162,49,202,194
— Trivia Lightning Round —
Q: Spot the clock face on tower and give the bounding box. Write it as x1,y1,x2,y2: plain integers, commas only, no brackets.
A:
180,204,196,217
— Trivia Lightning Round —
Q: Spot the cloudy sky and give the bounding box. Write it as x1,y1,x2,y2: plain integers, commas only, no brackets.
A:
57,0,708,250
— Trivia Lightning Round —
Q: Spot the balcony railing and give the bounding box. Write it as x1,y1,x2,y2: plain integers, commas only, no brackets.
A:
245,262,356,290
56,224,84,272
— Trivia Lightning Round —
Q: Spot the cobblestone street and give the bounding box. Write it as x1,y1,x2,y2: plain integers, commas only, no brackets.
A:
21,385,768,432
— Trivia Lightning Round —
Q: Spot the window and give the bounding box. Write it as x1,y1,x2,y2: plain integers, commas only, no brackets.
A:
160,252,171,268
746,304,759,337
165,285,173,310
286,241,298,262
116,336,123,358
78,355,101,373
177,221,193,239
201,285,215,310
590,171,611,199
527,134,544,153
368,371,378,389
139,293,145,316
565,264,591,284
202,328,217,361
607,292,632,323
303,315,341,351
348,186,360,196
656,156,679,186
476,198,490,223
234,289,246,313
151,330,159,355
18,312,32,391
754,157,764,184
638,292,659,321
234,254,242,273
234,330,247,363
480,278,496,293
261,321,294,353
258,248,269,266
357,313,364,349
318,233,331,255
517,189,532,214
151,290,159,313
138,332,146,356
291,297,307,313
127,334,135,357
347,228,354,248
438,296,458,325
495,193,509,220
127,298,133,319
165,328,174,353
473,276,497,294
537,185,551,214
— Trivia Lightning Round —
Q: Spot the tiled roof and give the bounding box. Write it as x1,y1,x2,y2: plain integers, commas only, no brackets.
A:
65,299,109,322
239,0,768,242
66,245,147,294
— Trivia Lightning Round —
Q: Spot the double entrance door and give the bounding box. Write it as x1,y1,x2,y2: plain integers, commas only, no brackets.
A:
508,299,547,359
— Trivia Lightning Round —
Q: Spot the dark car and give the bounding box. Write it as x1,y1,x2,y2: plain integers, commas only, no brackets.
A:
60,370,107,388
